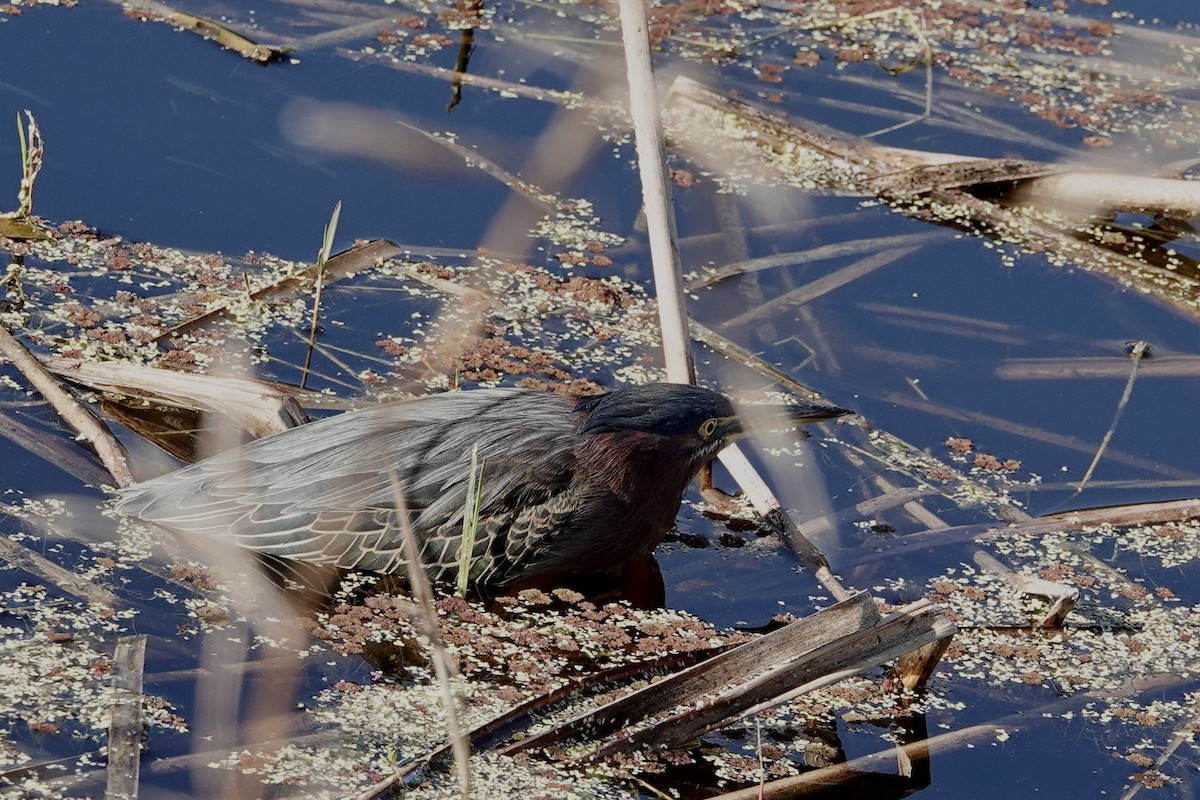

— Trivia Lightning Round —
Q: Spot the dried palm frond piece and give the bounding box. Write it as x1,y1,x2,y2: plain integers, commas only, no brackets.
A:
667,76,1200,317
384,591,953,793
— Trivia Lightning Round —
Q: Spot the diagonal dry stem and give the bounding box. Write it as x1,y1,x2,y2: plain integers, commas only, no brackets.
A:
388,470,471,798
1074,341,1151,494
0,325,134,486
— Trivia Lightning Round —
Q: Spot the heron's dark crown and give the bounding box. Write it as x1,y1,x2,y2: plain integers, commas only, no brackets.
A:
574,383,736,437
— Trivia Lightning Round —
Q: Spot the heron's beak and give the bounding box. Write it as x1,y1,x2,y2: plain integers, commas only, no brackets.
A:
732,399,853,438
784,400,854,423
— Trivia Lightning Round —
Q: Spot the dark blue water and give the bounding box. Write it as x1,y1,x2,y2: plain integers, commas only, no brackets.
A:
1,1,1199,797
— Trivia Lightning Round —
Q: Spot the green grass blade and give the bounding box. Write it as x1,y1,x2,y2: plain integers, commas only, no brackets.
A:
456,446,485,598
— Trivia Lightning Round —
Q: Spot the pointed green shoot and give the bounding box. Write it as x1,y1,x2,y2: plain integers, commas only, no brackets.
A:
456,446,486,598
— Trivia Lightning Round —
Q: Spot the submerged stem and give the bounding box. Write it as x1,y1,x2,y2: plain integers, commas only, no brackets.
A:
1075,341,1150,494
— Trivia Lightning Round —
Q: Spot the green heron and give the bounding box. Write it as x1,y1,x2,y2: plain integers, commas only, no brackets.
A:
117,383,850,589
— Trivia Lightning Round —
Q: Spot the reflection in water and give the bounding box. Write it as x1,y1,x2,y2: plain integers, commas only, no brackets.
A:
102,400,203,465
448,26,477,113
643,712,934,800
1082,215,1200,281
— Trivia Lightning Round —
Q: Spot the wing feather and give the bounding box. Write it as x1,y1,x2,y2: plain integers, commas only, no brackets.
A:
118,388,581,580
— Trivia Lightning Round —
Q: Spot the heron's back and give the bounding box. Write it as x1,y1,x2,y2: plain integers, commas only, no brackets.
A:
117,388,582,579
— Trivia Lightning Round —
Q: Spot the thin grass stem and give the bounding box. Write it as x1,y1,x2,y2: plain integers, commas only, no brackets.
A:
456,445,484,598
301,201,342,389
388,471,472,797
1074,341,1151,494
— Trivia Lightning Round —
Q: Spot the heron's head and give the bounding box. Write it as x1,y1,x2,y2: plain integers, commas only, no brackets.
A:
575,383,851,467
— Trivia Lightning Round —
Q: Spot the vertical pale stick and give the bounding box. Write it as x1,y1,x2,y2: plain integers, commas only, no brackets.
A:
615,0,850,600
106,635,147,800
616,0,694,384
390,473,472,797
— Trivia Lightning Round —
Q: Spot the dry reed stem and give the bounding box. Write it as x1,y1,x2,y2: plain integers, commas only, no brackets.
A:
117,0,289,63
720,246,919,331
158,238,402,343
1074,341,1150,494
393,645,737,789
716,444,851,600
997,355,1200,380
972,550,1078,628
708,671,1192,800
7,110,42,219
839,113,1200,215
0,325,134,486
288,15,406,51
389,472,472,798
689,320,802,393
874,388,1192,481
503,593,878,757
343,49,609,110
43,357,308,439
617,0,852,599
840,448,950,531
1117,697,1200,800
0,530,119,607
0,406,113,486
105,635,147,800
842,497,1200,569
581,601,954,758
617,0,693,384
685,232,936,291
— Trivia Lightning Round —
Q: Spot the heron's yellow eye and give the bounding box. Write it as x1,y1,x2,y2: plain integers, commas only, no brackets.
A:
698,418,719,438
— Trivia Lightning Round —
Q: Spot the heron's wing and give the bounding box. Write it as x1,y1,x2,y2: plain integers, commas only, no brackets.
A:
478,492,581,585
117,389,580,576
